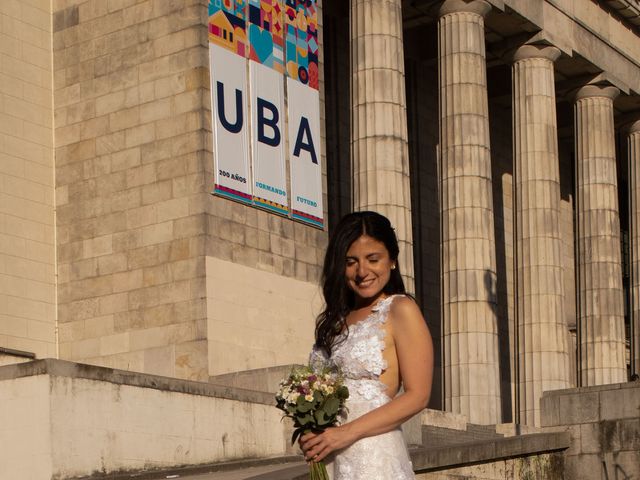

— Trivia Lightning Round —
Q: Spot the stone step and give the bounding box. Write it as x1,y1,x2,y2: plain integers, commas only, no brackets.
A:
422,423,504,448
209,364,301,394
77,456,305,480
100,432,570,480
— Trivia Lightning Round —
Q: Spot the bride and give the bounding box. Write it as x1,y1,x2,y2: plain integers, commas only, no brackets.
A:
301,211,434,479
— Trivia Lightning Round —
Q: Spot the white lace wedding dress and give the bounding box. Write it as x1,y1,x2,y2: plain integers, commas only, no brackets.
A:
310,295,415,479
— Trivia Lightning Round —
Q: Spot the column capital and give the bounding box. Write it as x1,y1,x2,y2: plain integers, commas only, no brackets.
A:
512,44,561,63
624,118,640,134
574,84,620,102
439,0,491,18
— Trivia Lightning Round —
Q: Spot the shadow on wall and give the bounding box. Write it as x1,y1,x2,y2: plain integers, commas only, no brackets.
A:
490,100,515,423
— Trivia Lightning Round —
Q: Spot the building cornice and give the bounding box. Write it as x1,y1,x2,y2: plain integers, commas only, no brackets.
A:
603,0,640,27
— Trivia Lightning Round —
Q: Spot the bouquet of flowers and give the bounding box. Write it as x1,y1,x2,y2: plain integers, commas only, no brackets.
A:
275,363,349,480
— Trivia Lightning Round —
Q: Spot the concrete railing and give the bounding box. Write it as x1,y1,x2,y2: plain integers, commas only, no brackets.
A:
0,359,292,479
541,380,640,480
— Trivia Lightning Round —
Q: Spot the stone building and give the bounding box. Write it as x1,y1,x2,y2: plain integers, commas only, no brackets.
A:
1,0,640,478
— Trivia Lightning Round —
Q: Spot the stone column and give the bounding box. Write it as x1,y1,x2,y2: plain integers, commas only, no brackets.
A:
350,0,414,292
439,0,500,424
628,119,640,378
512,45,572,426
574,85,627,386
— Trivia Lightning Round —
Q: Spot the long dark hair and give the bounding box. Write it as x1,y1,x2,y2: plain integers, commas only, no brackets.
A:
315,211,406,355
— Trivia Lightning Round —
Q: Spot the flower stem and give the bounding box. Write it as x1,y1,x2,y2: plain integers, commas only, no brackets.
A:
309,461,329,480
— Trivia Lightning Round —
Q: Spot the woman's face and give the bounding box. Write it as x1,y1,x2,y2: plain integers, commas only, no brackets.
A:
345,234,395,303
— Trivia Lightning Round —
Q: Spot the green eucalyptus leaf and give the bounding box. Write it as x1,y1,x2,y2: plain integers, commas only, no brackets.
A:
337,386,349,399
324,397,340,415
291,427,304,445
314,409,332,426
299,413,314,426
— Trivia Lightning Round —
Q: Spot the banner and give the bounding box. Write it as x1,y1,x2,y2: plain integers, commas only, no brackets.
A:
287,77,323,227
250,62,288,215
208,0,323,228
210,44,252,203
208,0,248,57
248,0,284,72
284,0,319,89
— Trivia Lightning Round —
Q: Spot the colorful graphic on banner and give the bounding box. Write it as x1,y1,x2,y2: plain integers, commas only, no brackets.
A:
250,62,288,215
287,77,323,227
248,0,285,72
284,0,319,89
209,0,248,57
210,44,252,204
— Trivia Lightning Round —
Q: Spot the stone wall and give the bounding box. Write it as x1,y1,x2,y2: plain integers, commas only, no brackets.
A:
51,0,328,381
541,381,640,480
415,454,564,480
53,0,212,379
0,0,57,358
206,257,322,375
0,348,35,367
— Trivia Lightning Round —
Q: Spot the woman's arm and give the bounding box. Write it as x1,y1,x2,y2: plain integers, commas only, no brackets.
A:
300,296,434,462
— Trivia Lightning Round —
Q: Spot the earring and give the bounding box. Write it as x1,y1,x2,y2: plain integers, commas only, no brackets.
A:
391,264,396,270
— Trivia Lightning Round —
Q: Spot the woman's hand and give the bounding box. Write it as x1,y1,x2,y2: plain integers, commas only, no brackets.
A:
299,426,355,463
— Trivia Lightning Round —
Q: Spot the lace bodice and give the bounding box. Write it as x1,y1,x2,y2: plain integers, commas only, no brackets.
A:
310,294,397,403
309,294,415,479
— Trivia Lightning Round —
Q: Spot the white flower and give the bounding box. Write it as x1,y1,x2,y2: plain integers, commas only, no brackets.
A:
305,394,314,402
288,392,300,403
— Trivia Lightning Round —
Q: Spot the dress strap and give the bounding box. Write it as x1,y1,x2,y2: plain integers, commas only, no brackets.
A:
370,294,403,313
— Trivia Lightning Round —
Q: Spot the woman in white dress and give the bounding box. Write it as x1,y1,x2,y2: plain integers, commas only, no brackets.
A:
301,211,434,479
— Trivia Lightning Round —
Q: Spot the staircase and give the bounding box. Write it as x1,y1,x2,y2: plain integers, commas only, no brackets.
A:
82,419,568,480
421,422,504,448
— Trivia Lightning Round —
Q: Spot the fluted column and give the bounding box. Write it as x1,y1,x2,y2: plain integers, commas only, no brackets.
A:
574,85,627,386
512,45,572,426
628,119,640,378
350,0,414,292
439,0,500,424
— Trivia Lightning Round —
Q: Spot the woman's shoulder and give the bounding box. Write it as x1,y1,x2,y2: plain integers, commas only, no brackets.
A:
375,293,413,309
387,294,424,324
387,294,418,309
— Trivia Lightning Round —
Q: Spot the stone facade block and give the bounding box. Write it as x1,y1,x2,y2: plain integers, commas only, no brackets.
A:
0,0,56,359
599,386,640,420
559,391,600,424
99,332,130,356
564,453,601,480
139,97,171,124
206,257,322,375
